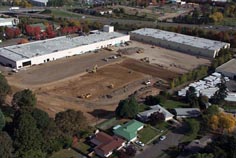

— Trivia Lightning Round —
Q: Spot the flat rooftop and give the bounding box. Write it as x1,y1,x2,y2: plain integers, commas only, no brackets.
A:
131,28,229,51
0,31,126,62
216,59,236,73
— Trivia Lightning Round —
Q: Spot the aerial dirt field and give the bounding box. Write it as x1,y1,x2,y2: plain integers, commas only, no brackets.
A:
6,41,201,123
6,49,122,88
118,41,211,73
35,64,151,121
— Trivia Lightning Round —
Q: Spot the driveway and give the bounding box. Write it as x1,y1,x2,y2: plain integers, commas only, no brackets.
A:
135,124,187,158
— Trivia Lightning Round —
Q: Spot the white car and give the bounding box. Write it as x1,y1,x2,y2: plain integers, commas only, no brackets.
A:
159,136,166,141
144,80,151,85
135,140,144,147
12,69,18,73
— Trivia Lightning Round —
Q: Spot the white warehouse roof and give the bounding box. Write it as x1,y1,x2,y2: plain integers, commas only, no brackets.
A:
216,59,236,76
0,31,125,62
131,28,229,51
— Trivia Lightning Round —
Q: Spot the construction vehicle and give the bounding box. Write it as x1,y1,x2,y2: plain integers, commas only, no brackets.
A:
78,93,92,99
87,65,98,73
108,84,114,89
140,57,150,63
136,48,144,54
105,46,114,51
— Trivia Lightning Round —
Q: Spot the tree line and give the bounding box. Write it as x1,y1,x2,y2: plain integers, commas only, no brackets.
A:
0,74,91,158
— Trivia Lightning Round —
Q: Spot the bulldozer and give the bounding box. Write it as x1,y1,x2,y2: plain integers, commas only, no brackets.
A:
108,84,114,89
87,65,98,73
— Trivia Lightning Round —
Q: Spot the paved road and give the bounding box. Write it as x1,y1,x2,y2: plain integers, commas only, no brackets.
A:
135,125,186,158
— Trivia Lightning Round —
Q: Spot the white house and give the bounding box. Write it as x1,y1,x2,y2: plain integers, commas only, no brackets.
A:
137,105,174,122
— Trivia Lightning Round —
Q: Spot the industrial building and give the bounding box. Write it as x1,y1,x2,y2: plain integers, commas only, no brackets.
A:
216,59,236,80
130,28,230,58
0,18,19,27
0,26,130,69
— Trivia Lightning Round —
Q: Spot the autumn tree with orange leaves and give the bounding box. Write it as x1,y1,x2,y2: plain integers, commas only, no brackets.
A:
208,112,236,134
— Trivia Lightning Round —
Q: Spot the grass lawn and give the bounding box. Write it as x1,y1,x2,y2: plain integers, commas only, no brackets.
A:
161,99,188,109
74,141,90,155
96,117,124,131
155,121,170,131
50,149,81,158
139,103,150,112
45,9,81,18
138,125,160,144
222,104,236,111
218,18,236,27
181,132,198,143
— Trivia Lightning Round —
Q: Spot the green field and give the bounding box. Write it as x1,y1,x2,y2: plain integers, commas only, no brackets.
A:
161,99,189,109
74,141,90,155
138,125,160,144
42,9,81,18
219,18,236,27
50,149,82,158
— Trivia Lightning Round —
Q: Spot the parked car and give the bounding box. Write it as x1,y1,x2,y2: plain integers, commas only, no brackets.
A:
159,136,166,141
12,69,18,73
135,140,144,147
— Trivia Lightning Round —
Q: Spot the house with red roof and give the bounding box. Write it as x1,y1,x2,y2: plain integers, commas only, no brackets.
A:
90,131,126,157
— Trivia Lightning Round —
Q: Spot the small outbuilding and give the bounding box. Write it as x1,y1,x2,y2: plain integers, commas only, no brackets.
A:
173,108,201,119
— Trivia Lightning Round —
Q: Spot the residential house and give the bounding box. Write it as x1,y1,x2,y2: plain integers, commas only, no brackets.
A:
137,104,174,122
90,131,125,157
113,120,144,142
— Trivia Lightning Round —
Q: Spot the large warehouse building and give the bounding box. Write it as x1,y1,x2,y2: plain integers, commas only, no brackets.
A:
216,59,236,79
130,28,230,58
0,26,130,69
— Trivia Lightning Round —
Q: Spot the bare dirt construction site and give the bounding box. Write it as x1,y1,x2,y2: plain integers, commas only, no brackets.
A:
5,41,208,123
119,41,211,74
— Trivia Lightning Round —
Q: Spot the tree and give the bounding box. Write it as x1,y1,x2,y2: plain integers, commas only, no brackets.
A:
209,12,224,23
205,135,236,158
198,95,209,110
125,145,136,156
32,108,50,129
144,95,160,105
186,86,199,107
204,105,220,116
0,131,14,158
185,119,200,137
149,112,165,126
190,153,214,158
41,120,69,154
19,150,46,158
211,81,227,104
0,108,5,130
12,89,37,108
0,74,11,104
13,113,44,157
55,109,87,136
208,112,236,133
115,96,139,118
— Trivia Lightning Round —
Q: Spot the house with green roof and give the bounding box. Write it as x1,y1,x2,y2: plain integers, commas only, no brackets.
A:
113,120,144,142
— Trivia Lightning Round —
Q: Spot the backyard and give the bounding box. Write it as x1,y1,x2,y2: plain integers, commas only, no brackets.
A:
161,99,189,109
50,149,83,158
138,125,160,144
